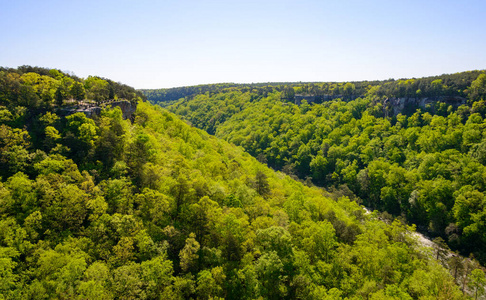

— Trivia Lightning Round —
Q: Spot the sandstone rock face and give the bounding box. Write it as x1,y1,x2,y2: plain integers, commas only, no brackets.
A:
385,96,466,116
285,93,466,116
59,100,138,120
105,100,137,120
294,95,316,105
59,105,102,118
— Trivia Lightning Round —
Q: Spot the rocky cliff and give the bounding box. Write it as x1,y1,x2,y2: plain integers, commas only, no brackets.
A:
292,93,467,116
384,96,466,116
59,100,138,120
106,100,137,120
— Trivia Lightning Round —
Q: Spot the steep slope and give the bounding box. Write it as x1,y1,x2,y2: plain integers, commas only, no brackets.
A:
0,67,470,299
145,72,486,264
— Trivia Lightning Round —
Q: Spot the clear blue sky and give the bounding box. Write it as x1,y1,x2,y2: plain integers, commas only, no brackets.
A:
1,0,485,89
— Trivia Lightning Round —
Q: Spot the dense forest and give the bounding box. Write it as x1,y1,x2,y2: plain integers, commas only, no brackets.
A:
145,71,486,266
143,71,485,106
0,66,481,299
0,65,145,109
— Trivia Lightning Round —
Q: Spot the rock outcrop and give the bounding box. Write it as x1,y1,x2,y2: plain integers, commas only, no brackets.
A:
294,94,316,105
106,100,137,120
59,100,137,120
291,93,467,116
385,96,466,116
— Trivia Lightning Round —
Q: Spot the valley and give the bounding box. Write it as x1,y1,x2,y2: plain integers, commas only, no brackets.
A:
0,66,484,299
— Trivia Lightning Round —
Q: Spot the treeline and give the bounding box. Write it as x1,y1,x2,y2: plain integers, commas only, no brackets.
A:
140,83,241,103
0,68,474,299
142,70,486,105
374,71,485,99
165,71,486,265
0,65,146,112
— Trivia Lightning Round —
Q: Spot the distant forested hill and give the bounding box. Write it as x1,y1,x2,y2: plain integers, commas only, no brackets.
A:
142,70,485,106
143,71,486,265
0,66,473,299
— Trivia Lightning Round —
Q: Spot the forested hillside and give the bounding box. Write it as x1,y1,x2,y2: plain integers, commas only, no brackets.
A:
0,67,477,299
0,65,145,108
146,71,486,266
143,71,485,107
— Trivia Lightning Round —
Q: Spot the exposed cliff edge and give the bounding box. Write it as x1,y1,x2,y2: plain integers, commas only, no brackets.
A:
291,94,467,116
107,100,138,120
384,96,466,116
58,100,138,120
